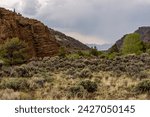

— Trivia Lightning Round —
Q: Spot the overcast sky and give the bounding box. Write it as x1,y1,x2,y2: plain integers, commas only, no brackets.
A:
0,0,150,44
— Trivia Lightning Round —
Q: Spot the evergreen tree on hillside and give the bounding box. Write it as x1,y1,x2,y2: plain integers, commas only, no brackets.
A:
0,37,29,65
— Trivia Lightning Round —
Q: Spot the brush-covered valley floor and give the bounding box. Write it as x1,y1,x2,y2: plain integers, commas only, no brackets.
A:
0,54,150,100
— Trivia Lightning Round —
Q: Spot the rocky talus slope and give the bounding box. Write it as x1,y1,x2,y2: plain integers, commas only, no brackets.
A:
49,29,90,52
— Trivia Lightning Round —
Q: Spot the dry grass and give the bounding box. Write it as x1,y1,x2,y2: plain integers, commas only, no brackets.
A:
0,71,149,100
0,54,150,100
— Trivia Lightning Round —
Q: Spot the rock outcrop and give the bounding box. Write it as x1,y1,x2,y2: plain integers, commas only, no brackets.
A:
0,7,89,58
135,27,150,42
0,7,60,58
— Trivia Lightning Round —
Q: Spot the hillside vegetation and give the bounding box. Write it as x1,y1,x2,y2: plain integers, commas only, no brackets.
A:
0,38,150,99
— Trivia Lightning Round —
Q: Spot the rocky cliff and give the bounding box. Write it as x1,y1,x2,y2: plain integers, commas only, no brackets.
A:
135,27,150,42
109,26,150,52
0,7,60,58
0,7,89,58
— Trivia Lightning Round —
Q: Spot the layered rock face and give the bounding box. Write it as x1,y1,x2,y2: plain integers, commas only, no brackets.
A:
0,7,90,58
0,7,59,57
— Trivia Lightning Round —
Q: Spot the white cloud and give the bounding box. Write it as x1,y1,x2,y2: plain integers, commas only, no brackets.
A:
0,0,20,9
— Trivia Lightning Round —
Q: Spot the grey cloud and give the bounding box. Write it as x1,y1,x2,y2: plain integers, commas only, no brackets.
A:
21,0,41,16
34,0,150,43
1,0,150,43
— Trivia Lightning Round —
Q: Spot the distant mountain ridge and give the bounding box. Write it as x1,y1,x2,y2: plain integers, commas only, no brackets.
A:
109,26,150,52
87,43,112,50
0,7,89,58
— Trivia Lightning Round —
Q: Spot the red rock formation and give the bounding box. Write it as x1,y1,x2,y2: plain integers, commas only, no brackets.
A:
0,7,59,58
0,7,90,58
